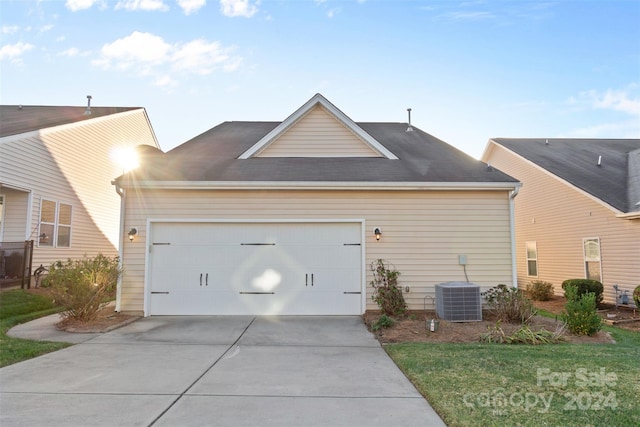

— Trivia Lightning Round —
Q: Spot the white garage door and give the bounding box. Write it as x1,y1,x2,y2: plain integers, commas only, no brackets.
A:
147,222,362,315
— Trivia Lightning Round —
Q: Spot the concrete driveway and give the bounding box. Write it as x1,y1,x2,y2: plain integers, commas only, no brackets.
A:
1,316,445,426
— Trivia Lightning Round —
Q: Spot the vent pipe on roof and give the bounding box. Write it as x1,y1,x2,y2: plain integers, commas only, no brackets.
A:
597,155,602,167
406,108,414,132
84,95,92,116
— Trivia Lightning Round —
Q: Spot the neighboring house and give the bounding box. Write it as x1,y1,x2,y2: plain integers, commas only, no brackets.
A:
482,138,640,306
115,94,519,316
0,103,159,286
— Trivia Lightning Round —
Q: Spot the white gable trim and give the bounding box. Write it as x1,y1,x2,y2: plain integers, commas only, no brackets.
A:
238,94,398,160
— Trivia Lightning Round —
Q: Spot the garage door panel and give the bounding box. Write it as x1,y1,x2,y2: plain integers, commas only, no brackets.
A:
148,222,362,315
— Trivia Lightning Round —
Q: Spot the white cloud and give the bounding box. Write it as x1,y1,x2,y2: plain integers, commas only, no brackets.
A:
66,0,100,11
177,0,206,15
564,84,640,139
444,11,495,21
2,25,20,35
93,31,171,72
563,120,640,139
40,24,54,33
60,47,80,57
59,47,91,57
115,0,170,12
172,39,235,74
93,31,241,84
327,8,340,18
220,0,258,18
153,75,177,87
569,84,640,116
0,42,34,62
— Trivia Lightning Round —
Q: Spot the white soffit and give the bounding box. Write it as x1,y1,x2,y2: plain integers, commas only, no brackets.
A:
238,93,398,160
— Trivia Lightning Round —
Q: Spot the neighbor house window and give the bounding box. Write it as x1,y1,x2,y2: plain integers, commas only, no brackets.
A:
39,199,72,248
583,237,601,282
526,241,538,276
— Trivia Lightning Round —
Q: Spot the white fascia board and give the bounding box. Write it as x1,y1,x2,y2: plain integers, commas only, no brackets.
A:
238,93,398,160
616,211,640,219
120,180,520,191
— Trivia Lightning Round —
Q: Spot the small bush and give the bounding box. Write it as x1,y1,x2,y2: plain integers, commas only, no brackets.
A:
526,280,554,301
561,279,603,306
369,259,406,317
561,285,602,336
633,286,640,308
482,284,536,324
371,314,395,331
479,322,565,344
45,254,122,322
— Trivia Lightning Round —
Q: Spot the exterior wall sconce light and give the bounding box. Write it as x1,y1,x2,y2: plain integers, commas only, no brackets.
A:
374,227,382,241
128,227,138,242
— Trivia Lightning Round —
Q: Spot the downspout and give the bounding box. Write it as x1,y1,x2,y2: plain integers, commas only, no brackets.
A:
509,185,521,288
113,180,125,312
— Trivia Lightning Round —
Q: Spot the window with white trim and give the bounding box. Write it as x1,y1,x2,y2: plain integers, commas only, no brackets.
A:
583,237,601,282
526,241,538,277
38,199,72,248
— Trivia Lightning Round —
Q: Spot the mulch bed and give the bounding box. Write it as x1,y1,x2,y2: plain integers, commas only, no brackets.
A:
363,294,639,344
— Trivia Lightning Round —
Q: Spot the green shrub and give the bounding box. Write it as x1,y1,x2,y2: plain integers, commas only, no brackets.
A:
633,286,640,308
371,314,395,331
561,285,602,336
44,254,122,322
369,259,406,316
526,280,554,301
482,284,536,324
561,279,603,306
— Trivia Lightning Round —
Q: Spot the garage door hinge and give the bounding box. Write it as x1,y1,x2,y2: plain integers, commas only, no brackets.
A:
343,291,361,294
343,243,361,246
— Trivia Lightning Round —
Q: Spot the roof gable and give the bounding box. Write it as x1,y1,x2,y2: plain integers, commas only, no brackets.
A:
238,93,398,159
0,105,141,138
488,138,640,214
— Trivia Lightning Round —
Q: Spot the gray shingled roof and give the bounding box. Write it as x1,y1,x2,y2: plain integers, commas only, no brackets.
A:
492,138,640,213
130,121,518,185
0,105,141,138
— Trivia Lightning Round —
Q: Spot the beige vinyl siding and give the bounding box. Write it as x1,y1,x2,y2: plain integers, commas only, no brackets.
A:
257,105,381,158
0,189,29,241
120,189,513,313
0,109,157,267
485,143,640,304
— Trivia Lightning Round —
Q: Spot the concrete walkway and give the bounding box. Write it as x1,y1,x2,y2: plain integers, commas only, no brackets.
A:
1,316,446,426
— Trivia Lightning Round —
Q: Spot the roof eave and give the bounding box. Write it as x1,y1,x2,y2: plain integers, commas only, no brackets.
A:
616,211,640,220
116,180,520,191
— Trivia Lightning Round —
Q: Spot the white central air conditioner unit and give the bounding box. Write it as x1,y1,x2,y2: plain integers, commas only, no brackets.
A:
435,282,482,322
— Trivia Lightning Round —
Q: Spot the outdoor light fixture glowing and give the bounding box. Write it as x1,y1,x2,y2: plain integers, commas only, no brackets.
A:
374,227,382,241
128,227,138,242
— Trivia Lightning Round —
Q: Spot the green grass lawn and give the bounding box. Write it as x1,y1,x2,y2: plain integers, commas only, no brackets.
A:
0,289,69,367
386,326,640,427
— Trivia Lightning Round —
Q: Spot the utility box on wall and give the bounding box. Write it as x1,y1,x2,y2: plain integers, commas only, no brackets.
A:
435,282,482,322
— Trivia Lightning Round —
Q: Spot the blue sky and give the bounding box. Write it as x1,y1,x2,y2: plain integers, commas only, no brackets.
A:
1,0,639,158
